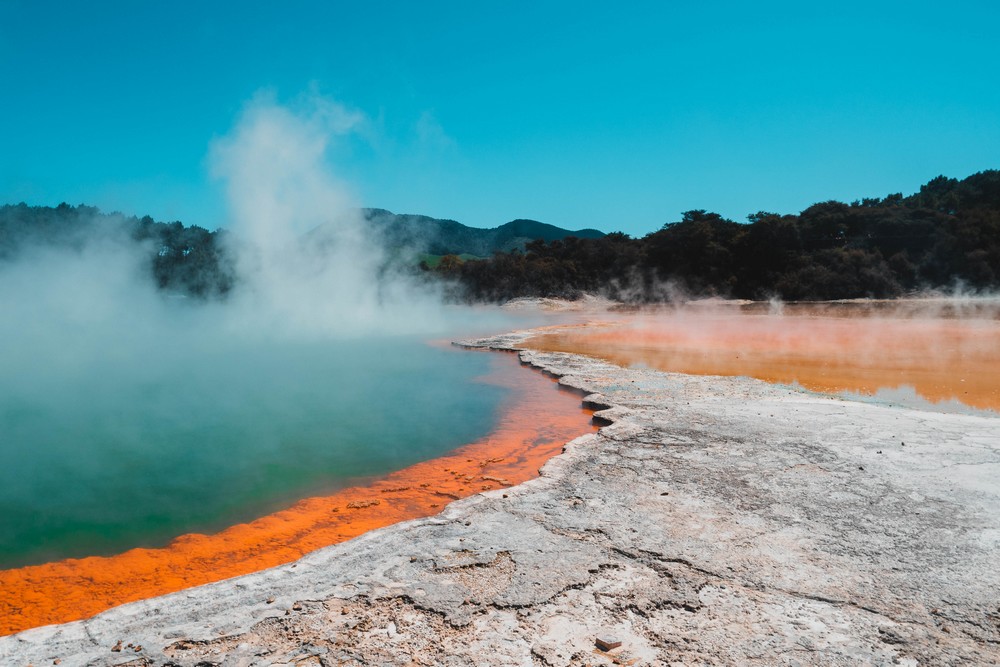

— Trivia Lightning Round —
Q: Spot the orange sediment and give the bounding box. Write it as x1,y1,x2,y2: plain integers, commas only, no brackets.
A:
526,305,1000,412
0,351,595,636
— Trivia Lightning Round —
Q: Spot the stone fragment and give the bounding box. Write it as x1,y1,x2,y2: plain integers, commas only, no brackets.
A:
595,634,622,651
346,499,381,509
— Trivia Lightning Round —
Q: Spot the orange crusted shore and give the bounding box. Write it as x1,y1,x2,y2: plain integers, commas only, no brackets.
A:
526,306,1000,412
0,352,595,636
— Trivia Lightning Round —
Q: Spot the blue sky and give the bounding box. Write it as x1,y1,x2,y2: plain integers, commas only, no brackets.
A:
1,1,998,236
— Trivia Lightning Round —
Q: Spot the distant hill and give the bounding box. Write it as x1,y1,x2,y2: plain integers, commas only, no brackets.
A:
311,208,605,258
0,202,606,299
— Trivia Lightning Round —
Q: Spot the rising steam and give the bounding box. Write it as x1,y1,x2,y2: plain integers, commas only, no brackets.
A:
207,92,452,338
0,96,462,409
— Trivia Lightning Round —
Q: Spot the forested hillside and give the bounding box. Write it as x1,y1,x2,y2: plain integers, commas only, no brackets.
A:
3,171,998,302
435,171,1000,301
310,208,605,258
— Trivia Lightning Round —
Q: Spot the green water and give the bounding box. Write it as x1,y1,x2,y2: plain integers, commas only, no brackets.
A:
0,338,506,568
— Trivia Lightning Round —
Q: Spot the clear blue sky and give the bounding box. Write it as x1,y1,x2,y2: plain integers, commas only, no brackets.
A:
1,1,998,236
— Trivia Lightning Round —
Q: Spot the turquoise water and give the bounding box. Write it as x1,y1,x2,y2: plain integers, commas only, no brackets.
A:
0,337,506,568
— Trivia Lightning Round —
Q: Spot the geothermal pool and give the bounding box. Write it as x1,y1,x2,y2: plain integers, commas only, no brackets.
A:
0,336,594,634
527,301,1000,413
0,338,510,568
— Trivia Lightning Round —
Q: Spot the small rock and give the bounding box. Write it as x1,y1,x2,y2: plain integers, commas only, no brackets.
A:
595,634,622,651
266,596,276,604
346,499,381,509
111,641,123,652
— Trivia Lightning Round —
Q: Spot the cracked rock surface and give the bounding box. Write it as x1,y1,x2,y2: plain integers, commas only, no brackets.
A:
3,331,999,666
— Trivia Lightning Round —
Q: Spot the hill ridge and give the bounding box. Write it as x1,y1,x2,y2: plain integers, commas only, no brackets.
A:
346,207,605,257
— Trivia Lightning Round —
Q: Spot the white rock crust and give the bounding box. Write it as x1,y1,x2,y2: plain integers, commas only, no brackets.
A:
3,329,999,666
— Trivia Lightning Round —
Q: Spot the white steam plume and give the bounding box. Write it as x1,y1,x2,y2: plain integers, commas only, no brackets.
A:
208,92,449,338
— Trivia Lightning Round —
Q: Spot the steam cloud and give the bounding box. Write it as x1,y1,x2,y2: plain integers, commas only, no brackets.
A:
1,92,485,356
207,91,452,338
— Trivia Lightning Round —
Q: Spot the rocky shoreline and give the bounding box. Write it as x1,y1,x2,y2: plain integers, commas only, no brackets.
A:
3,329,999,666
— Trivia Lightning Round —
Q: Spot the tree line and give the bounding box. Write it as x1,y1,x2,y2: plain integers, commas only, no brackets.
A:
433,171,1000,301
0,202,235,297
3,170,998,302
